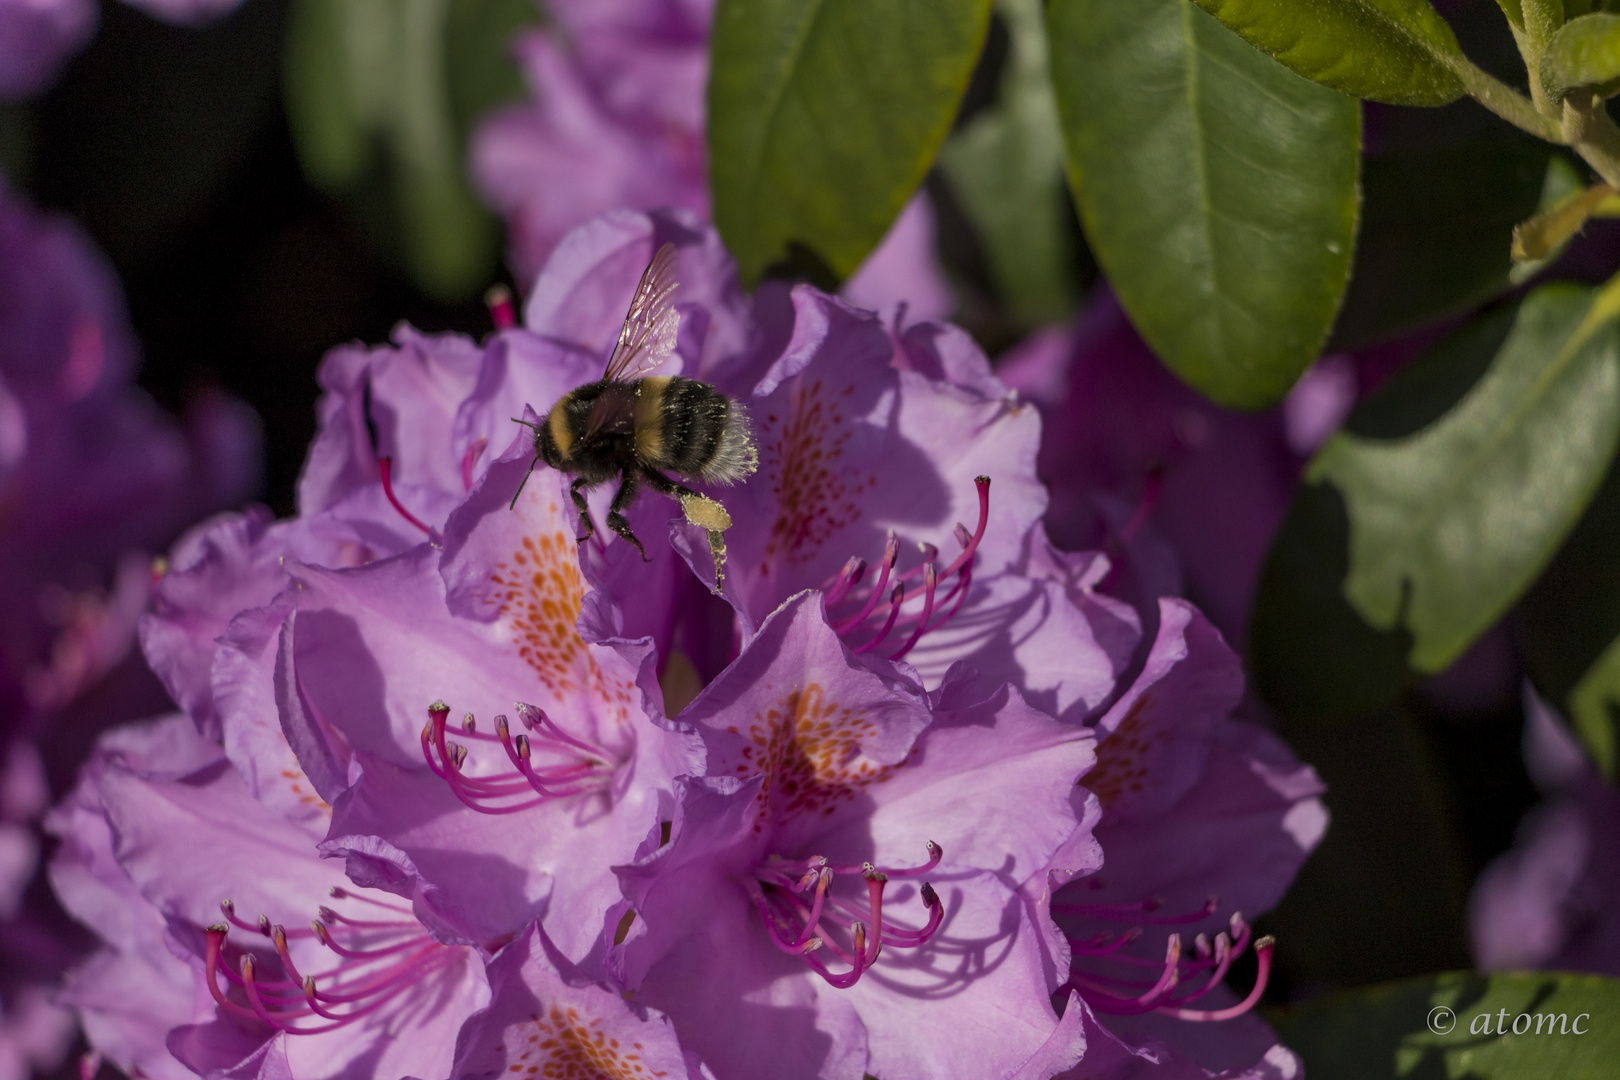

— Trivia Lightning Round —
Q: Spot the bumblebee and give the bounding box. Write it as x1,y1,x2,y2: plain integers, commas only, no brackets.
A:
513,243,757,582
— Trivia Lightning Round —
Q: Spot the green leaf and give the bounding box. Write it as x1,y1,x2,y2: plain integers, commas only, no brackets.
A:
1048,0,1360,409
1187,0,1466,105
1329,131,1550,350
937,0,1078,326
1515,451,1620,778
1313,281,1620,673
1569,639,1620,775
708,0,992,287
1543,12,1620,97
1273,971,1620,1079
284,0,536,301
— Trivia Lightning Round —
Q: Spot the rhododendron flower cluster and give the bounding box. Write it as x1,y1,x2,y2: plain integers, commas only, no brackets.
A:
0,180,259,1080
47,211,1323,1079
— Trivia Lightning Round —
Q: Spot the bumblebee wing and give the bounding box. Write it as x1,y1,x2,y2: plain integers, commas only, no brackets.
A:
582,388,636,440
603,242,681,384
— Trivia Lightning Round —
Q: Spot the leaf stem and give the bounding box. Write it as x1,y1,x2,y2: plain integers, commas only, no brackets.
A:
1451,58,1568,143
1563,91,1620,188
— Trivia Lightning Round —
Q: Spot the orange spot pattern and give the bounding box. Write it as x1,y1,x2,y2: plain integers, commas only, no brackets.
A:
280,768,330,811
730,683,899,829
496,1006,667,1079
1085,695,1161,808
758,379,874,573
488,510,632,722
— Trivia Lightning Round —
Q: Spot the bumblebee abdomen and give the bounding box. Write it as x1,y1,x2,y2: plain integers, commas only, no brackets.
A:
635,376,757,484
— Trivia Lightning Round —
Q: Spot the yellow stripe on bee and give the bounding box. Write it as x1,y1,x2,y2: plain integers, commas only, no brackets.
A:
635,377,671,462
548,400,574,460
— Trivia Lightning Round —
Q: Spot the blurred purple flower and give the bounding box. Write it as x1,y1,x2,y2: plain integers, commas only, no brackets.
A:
0,0,246,100
997,291,1360,647
469,0,952,319
0,181,262,736
0,0,95,100
1470,688,1620,975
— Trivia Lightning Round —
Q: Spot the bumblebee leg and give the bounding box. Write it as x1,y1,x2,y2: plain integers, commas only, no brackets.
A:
607,470,649,561
570,476,594,544
639,468,698,502
644,470,731,593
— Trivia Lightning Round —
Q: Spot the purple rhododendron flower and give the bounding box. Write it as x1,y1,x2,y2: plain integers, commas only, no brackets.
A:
1470,688,1620,975
469,0,951,320
998,290,1361,647
0,0,246,99
49,209,1321,1079
49,712,490,1080
1045,602,1324,1071
608,591,1097,1080
449,919,713,1079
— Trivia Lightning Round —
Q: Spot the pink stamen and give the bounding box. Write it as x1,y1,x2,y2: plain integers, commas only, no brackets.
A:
461,439,488,492
422,702,612,814
1155,937,1274,1021
750,844,943,989
206,888,464,1037
822,557,867,607
378,457,431,535
825,477,991,657
486,284,517,330
832,534,899,635
887,562,938,661
853,584,905,654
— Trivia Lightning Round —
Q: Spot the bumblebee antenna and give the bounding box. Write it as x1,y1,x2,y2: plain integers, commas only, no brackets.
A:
510,416,542,432
509,454,539,511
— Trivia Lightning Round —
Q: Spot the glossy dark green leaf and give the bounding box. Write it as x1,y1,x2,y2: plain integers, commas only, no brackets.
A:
1329,131,1550,350
1315,281,1620,673
1189,0,1466,105
708,0,992,287
284,0,536,301
937,0,1077,326
1543,13,1620,97
1273,971,1620,1079
1049,0,1360,409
